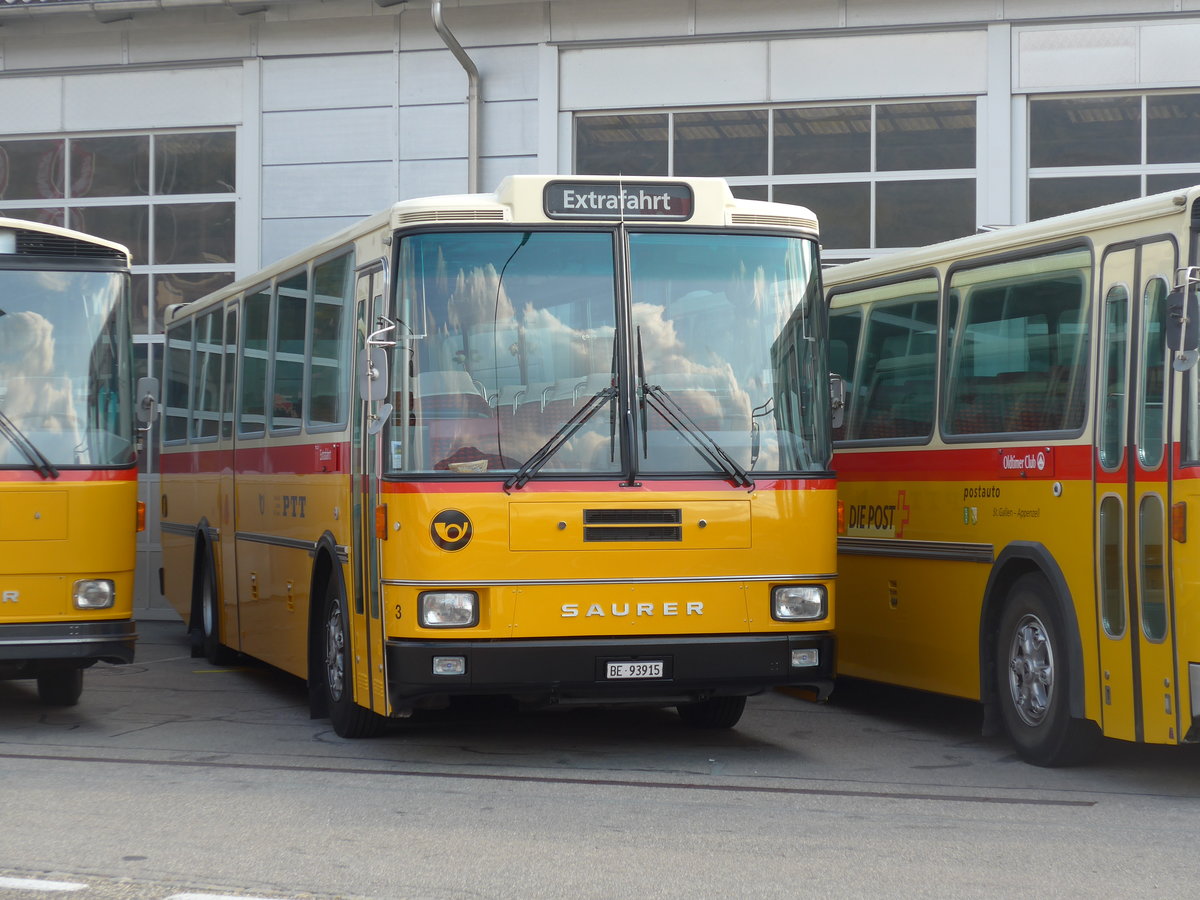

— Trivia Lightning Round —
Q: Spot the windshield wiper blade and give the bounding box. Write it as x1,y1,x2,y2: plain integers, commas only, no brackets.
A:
0,406,59,479
504,384,618,492
641,382,755,490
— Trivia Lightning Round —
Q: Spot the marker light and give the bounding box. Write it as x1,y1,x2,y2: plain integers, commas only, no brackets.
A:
419,591,478,627
73,579,115,609
771,585,827,621
433,656,467,676
792,648,820,668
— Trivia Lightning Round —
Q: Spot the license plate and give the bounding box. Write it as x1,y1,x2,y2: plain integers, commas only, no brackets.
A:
606,660,664,679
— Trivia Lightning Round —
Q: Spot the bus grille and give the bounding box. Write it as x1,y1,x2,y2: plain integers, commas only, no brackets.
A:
396,209,507,224
729,213,817,230
15,230,127,260
583,508,682,542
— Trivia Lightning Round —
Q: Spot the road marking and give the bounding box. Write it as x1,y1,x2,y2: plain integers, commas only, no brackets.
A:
166,895,298,900
0,877,86,892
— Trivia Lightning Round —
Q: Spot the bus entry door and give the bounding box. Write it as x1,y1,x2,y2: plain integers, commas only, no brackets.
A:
1096,241,1179,745
351,262,389,716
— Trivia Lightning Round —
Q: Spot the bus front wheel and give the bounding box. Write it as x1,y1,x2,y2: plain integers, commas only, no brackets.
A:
321,580,385,739
37,667,83,706
198,548,235,666
995,573,1097,767
676,695,746,729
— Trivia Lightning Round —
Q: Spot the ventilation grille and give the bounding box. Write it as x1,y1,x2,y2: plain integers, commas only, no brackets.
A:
583,508,682,543
397,209,507,225
730,213,816,230
14,229,127,261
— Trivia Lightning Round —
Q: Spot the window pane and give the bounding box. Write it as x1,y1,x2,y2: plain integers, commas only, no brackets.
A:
774,106,870,175
0,139,65,200
1030,96,1140,167
69,205,149,265
155,132,236,194
1148,172,1200,194
239,286,270,436
877,179,975,248
1100,284,1129,468
849,296,938,440
1147,93,1200,164
946,248,1092,436
309,254,352,427
163,320,191,443
828,308,861,441
1139,494,1168,642
1,208,66,228
1099,495,1126,637
877,101,976,171
394,230,619,475
272,270,307,431
70,136,149,198
1028,176,1140,221
1139,277,1168,469
222,307,237,440
154,202,236,265
730,185,768,201
191,310,223,440
774,182,869,250
575,114,668,176
674,109,767,177
152,272,235,335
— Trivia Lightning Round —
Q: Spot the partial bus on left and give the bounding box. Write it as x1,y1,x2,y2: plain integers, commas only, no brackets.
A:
0,218,142,706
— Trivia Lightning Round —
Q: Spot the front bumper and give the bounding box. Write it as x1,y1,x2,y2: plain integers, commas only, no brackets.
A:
385,632,834,710
0,619,137,666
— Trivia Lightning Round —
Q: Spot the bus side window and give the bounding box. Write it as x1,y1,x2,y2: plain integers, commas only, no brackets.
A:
853,299,937,440
828,308,861,442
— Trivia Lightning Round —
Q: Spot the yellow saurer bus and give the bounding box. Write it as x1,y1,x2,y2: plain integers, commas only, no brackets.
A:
826,185,1200,765
0,217,142,705
160,175,836,737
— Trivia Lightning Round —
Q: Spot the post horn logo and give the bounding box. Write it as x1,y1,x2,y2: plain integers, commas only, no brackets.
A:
430,509,472,551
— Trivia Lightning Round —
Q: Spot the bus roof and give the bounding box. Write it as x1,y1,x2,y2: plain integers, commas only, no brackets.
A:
824,184,1200,288
0,215,131,264
165,175,819,327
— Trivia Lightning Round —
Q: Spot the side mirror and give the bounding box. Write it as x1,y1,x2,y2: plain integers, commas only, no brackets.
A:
359,346,390,403
1167,286,1200,371
135,376,159,427
829,372,846,430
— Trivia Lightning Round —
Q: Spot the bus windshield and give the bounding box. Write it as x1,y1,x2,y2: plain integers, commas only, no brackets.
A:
0,269,133,468
389,228,827,479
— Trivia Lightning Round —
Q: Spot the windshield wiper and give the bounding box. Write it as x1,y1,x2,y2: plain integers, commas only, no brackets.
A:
0,406,59,479
636,329,754,490
503,383,618,492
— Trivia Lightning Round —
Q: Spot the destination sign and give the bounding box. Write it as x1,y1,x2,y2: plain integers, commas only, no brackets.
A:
543,181,694,221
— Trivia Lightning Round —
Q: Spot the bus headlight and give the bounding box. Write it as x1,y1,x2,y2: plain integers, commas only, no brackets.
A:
771,585,826,621
73,579,115,610
419,591,478,628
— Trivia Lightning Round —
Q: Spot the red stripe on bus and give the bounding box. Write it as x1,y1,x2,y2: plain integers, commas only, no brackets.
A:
161,444,835,491
381,477,835,494
0,468,137,483
834,445,1093,481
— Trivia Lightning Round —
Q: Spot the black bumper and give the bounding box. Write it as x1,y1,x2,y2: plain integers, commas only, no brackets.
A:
385,632,834,709
0,619,137,666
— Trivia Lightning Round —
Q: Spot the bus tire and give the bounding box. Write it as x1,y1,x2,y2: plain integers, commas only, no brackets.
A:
37,667,83,706
321,579,385,739
198,547,235,666
995,573,1098,767
676,695,746,729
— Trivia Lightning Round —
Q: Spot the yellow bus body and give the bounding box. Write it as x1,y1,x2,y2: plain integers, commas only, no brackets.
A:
161,175,837,735
0,218,137,704
826,185,1200,763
